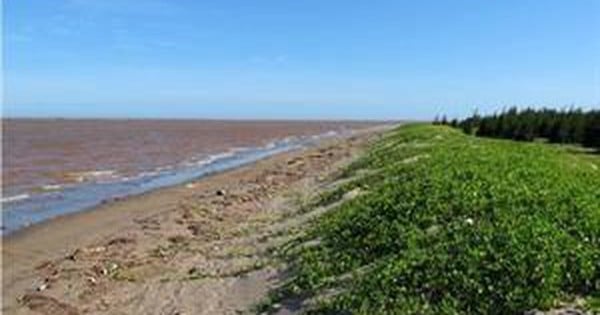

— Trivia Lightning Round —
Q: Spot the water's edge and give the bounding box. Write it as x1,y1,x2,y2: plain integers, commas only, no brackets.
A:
1,131,344,235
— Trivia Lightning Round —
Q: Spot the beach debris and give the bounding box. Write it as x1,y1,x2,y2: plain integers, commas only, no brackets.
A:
66,252,77,261
92,264,106,275
36,283,49,292
20,293,80,315
185,183,196,189
287,157,305,166
107,237,135,246
216,189,227,196
238,194,252,202
168,235,187,244
67,245,106,261
85,246,107,254
35,260,55,271
188,267,198,275
187,224,201,236
465,218,474,225
87,276,97,285
94,262,119,277
105,262,119,274
309,152,324,159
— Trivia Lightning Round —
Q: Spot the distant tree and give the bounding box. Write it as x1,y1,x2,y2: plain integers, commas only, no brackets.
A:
440,115,448,125
582,112,600,150
476,118,490,137
569,110,586,143
461,119,474,135
548,120,563,143
455,106,597,147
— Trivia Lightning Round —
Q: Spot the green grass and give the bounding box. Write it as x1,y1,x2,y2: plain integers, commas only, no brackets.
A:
279,124,600,314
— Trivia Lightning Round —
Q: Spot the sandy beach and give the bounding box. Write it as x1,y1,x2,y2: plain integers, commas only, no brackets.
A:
2,125,390,315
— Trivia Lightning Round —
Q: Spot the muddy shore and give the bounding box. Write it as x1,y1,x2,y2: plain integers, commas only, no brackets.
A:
2,125,390,315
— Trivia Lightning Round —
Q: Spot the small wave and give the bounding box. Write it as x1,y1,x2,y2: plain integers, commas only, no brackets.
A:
156,165,175,172
41,184,63,191
1,194,30,204
187,151,237,167
231,146,251,153
137,170,161,178
67,170,119,183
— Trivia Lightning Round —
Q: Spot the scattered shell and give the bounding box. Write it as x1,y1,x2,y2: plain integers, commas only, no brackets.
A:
87,276,97,285
36,283,49,292
108,262,119,272
84,246,106,253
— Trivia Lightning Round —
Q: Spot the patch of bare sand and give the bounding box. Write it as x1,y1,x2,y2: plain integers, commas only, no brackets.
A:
2,127,389,315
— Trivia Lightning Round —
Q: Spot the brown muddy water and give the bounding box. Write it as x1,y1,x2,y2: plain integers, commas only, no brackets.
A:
1,119,380,233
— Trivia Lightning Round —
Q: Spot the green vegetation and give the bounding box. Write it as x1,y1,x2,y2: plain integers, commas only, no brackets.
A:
436,107,600,150
277,124,600,314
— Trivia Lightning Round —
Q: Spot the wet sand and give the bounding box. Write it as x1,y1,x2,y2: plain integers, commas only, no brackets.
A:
2,125,392,315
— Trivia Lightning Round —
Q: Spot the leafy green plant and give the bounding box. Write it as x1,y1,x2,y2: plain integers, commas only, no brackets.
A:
279,124,600,314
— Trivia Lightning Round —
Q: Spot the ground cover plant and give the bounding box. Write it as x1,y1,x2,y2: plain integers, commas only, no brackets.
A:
278,124,600,314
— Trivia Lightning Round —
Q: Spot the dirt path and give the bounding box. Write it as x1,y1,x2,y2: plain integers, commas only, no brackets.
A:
3,127,387,315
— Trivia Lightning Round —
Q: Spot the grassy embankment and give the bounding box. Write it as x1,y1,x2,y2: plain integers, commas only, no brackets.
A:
270,124,600,314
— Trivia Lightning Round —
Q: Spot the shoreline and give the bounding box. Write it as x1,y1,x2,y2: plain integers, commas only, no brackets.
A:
2,125,369,236
3,126,381,241
2,144,298,238
2,124,392,315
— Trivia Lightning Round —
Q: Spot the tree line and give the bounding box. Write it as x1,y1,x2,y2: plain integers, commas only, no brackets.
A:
433,107,600,150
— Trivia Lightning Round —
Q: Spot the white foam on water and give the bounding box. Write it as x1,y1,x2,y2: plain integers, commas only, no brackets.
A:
71,170,119,183
186,151,236,167
41,184,63,191
156,165,175,172
1,194,31,204
136,170,161,178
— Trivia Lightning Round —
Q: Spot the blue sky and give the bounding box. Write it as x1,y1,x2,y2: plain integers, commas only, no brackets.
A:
4,0,600,119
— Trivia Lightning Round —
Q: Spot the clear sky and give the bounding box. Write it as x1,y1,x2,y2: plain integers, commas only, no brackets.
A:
4,0,600,120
